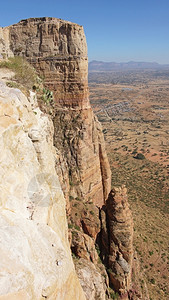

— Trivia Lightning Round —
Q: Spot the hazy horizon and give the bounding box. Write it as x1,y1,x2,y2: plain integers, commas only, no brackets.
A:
1,0,169,64
89,59,169,65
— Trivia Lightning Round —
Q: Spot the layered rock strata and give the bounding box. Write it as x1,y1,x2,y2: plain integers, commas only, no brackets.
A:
1,17,111,208
0,79,86,299
8,17,89,109
101,186,134,299
53,109,111,207
0,17,135,300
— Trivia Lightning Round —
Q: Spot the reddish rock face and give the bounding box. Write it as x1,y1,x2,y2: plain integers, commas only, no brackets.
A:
53,108,111,207
101,186,134,298
7,17,111,208
0,18,136,300
9,17,89,108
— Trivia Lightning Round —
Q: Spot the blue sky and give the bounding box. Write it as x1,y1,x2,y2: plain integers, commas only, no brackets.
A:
1,0,169,63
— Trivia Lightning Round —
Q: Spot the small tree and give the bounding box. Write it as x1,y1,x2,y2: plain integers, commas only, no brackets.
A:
134,153,145,160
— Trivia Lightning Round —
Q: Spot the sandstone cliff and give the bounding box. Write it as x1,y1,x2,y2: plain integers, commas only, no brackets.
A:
0,17,135,300
101,186,134,299
4,17,111,209
0,76,86,299
9,17,89,109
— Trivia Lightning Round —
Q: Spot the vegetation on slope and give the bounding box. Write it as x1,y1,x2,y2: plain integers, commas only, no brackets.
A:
0,56,37,89
0,56,53,105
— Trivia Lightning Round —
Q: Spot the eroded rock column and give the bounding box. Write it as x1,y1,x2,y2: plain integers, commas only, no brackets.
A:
101,186,134,299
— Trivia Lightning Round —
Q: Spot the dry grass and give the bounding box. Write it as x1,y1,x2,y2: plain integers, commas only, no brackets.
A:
0,57,54,107
0,56,37,90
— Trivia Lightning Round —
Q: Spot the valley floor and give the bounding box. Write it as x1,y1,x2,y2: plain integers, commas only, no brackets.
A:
89,69,169,300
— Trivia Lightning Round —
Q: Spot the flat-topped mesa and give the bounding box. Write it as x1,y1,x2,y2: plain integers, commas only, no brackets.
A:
9,17,89,108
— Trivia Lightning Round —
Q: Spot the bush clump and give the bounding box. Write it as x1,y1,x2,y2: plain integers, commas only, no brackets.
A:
134,153,145,160
42,88,53,104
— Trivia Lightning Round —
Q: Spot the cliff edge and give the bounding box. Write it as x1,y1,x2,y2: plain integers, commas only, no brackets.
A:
4,17,111,209
0,76,86,299
0,17,136,300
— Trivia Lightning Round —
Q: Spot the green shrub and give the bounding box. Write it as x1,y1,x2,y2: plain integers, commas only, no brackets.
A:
150,278,155,284
68,223,73,229
95,244,100,256
75,197,81,201
42,88,53,104
132,147,138,154
69,180,74,186
108,288,119,299
134,153,145,160
74,224,80,231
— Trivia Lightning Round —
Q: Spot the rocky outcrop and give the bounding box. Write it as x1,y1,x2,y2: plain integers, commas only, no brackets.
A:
75,258,109,300
53,108,111,207
0,79,86,300
0,17,136,300
101,186,134,299
0,27,13,59
8,17,89,109
0,17,112,299
71,229,99,263
1,17,111,208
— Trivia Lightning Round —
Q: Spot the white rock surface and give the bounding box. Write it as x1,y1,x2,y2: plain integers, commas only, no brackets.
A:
75,259,107,300
0,27,14,59
0,79,86,300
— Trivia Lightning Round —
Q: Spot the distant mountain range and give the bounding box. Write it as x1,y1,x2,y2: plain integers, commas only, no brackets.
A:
89,60,169,71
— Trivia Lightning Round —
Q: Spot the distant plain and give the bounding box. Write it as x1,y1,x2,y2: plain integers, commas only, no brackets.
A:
89,67,169,300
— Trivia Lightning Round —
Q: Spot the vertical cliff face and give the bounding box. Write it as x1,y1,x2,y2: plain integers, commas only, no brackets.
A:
6,17,111,208
0,27,13,58
101,186,134,299
53,109,111,207
0,78,86,300
0,17,136,300
8,17,89,109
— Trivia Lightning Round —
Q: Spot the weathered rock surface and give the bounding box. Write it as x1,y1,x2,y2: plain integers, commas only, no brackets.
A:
0,80,86,300
0,17,136,300
71,229,99,264
0,17,111,208
53,109,111,207
8,17,89,109
0,17,112,299
101,186,134,299
0,27,13,59
75,258,108,300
